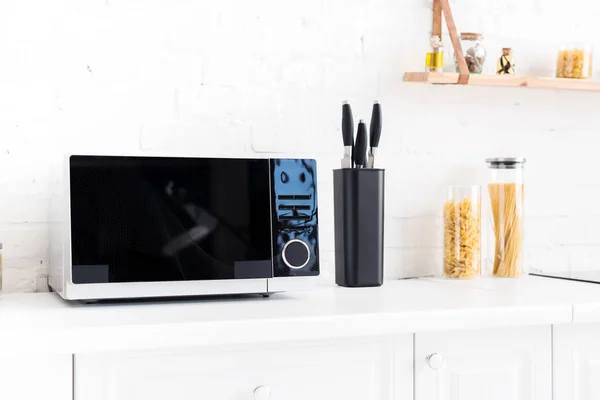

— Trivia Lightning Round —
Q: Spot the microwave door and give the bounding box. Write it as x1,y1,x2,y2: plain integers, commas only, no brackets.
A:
69,156,273,284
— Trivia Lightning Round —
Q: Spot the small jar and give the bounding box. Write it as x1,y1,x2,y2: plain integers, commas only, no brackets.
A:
426,36,444,72
497,48,515,75
556,43,593,79
485,158,526,278
455,32,486,74
443,186,481,279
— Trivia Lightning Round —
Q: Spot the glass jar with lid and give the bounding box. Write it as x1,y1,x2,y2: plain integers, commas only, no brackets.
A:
455,32,486,74
485,158,526,278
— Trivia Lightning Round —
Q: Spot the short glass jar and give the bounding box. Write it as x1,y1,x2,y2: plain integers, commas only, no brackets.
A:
556,43,593,79
455,32,486,74
443,186,481,279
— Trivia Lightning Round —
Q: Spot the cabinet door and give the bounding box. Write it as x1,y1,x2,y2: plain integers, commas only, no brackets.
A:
0,354,72,400
415,326,552,400
75,335,413,400
554,323,600,400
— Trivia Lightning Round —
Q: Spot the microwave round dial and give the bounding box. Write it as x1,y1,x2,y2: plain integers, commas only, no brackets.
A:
282,239,310,269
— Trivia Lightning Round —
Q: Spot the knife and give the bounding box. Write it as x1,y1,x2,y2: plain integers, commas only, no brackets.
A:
353,120,368,169
341,101,354,169
367,101,382,168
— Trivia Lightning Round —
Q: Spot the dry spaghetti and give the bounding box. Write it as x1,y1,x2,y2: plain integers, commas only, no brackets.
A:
443,197,481,279
488,183,524,277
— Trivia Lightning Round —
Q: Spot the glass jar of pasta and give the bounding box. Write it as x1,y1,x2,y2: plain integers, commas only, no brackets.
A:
556,43,593,79
443,186,481,279
485,158,526,278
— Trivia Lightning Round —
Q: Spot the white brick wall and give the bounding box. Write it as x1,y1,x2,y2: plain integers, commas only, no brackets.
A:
1,0,600,292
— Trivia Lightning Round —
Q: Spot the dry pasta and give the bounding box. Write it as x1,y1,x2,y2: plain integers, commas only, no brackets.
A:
443,198,481,279
488,183,524,277
556,48,592,79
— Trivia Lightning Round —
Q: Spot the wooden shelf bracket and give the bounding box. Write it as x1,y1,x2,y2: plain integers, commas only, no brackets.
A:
435,0,469,84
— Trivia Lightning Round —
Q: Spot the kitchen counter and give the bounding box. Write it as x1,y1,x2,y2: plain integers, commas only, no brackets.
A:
2,276,600,355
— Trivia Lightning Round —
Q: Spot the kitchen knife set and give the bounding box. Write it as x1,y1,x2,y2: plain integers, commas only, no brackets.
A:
335,100,385,288
341,101,382,169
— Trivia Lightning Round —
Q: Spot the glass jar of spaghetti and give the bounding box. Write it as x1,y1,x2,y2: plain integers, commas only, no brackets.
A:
443,186,481,279
485,158,526,278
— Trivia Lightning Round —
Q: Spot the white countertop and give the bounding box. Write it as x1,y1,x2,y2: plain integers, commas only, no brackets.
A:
2,276,600,355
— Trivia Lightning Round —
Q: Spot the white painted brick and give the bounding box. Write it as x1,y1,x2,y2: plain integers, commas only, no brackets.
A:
568,247,600,272
318,250,335,282
0,196,52,224
0,225,50,262
385,217,441,249
2,0,600,290
525,245,570,273
386,186,443,219
2,266,37,293
2,261,48,292
384,248,440,279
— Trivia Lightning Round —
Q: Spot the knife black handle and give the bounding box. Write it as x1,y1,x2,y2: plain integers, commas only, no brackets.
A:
342,102,354,147
354,121,368,168
369,101,382,149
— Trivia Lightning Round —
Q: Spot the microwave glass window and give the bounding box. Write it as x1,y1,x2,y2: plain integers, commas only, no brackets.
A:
69,156,273,283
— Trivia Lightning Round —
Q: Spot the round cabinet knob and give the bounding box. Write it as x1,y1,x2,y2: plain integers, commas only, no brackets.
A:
282,239,310,269
253,385,271,400
427,353,444,370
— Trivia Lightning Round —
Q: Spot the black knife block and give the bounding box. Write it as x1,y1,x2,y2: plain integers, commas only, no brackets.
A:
333,168,385,287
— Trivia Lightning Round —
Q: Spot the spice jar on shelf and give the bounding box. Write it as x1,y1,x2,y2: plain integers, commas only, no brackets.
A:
497,48,515,75
556,43,593,79
426,36,444,72
455,32,486,74
443,186,481,279
485,158,526,278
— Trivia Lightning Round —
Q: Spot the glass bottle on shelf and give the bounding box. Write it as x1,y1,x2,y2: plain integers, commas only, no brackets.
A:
426,36,444,72
497,48,515,75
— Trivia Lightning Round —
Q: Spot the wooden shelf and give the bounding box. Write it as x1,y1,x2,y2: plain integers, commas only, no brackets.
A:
403,72,600,92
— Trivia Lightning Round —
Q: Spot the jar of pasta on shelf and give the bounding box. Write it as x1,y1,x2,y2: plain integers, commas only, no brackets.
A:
485,158,526,278
556,43,593,79
443,186,481,279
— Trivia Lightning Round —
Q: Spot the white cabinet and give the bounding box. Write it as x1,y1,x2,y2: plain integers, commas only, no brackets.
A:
554,323,600,400
415,326,552,400
75,335,413,400
0,354,72,400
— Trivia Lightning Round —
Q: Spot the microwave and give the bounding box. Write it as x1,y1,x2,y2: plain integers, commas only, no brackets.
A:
49,155,319,300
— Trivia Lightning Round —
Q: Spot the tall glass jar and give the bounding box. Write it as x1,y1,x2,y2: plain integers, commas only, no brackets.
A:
485,158,526,278
443,186,481,279
455,32,486,74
